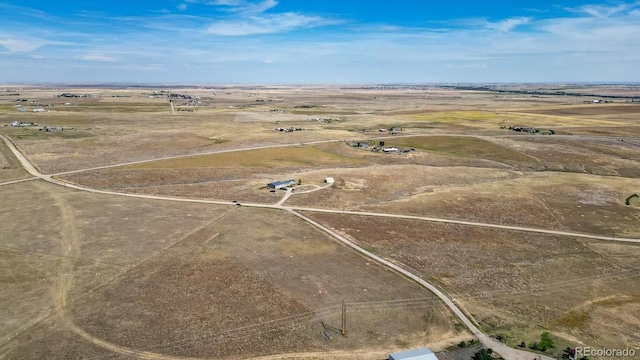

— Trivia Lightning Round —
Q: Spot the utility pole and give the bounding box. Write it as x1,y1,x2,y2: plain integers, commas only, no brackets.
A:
341,299,347,336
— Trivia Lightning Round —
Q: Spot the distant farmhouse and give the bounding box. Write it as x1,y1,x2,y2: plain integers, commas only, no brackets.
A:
8,121,37,127
267,179,296,189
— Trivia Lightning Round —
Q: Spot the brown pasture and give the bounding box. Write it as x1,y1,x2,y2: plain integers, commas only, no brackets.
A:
3,85,640,359
0,139,29,181
0,182,464,359
304,212,640,353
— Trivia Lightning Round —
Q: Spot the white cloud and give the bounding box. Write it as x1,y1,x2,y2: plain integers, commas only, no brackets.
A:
486,17,531,32
183,0,278,14
186,0,336,36
177,3,189,11
205,12,328,35
208,0,278,14
2,1,640,83
0,38,49,53
77,54,117,62
572,2,639,17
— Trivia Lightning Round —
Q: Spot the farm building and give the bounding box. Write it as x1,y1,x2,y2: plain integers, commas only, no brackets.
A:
10,121,37,127
389,347,438,360
267,179,295,189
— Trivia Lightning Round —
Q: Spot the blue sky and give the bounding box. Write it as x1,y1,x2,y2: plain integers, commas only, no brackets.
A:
1,0,639,84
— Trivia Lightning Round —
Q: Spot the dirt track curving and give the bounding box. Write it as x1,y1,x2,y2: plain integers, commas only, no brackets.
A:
1,131,636,360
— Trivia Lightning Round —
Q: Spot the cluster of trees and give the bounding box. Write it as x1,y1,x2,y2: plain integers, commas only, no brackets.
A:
457,339,479,348
500,125,554,135
472,348,496,360
461,332,593,360
456,340,503,360
517,332,555,352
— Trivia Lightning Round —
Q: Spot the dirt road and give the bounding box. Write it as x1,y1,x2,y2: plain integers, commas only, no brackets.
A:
0,133,633,360
3,134,635,244
289,211,555,360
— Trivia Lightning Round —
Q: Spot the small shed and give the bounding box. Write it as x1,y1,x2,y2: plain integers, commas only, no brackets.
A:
267,179,296,189
389,347,438,360
325,177,335,184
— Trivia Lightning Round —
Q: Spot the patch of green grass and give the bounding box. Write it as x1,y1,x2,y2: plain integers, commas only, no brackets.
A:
538,331,555,350
12,131,49,140
126,145,367,169
54,102,167,113
408,111,500,123
390,136,535,163
291,110,357,115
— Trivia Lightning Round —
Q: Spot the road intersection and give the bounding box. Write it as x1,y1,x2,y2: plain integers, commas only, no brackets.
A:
3,133,635,360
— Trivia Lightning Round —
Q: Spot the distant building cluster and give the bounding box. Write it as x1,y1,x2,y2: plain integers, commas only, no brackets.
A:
57,93,97,98
6,121,37,127
274,127,308,132
347,140,414,154
168,93,193,99
307,117,340,123
4,121,73,132
40,126,72,132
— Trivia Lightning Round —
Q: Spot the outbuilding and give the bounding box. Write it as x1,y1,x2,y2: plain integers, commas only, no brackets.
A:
325,177,335,184
389,347,438,360
267,179,296,189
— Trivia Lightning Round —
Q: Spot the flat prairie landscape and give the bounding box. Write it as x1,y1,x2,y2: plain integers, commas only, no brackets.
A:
1,84,639,359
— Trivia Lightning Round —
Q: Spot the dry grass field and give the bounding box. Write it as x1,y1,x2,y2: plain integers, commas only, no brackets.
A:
359,172,640,237
0,140,28,182
303,213,640,356
0,182,464,359
1,84,640,359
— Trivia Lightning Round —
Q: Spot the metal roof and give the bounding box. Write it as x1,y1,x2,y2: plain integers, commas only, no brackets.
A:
389,347,437,360
268,179,295,187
